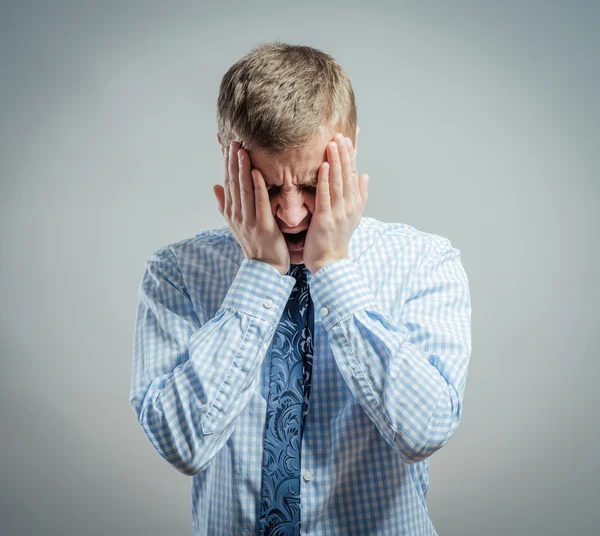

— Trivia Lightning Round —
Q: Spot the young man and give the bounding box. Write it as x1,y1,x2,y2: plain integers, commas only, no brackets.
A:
130,42,472,536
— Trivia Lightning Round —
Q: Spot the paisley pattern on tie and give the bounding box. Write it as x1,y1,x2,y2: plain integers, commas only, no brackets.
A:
259,264,314,536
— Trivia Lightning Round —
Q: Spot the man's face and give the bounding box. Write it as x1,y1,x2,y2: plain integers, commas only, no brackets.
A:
246,128,334,265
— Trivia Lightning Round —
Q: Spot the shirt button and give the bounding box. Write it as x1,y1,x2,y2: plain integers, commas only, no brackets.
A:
303,470,312,482
263,299,273,308
320,307,329,316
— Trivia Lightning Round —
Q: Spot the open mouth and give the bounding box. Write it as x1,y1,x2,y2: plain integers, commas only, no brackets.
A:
283,229,307,251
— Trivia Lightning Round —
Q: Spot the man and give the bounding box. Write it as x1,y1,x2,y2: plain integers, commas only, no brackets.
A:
130,42,472,536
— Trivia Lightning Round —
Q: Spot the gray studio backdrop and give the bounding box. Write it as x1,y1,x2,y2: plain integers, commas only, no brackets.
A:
1,1,598,535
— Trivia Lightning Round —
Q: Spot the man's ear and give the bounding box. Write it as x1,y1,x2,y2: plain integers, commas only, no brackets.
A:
217,133,225,156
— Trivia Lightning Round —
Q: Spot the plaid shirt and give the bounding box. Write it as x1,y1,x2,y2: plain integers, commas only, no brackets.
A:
129,216,472,535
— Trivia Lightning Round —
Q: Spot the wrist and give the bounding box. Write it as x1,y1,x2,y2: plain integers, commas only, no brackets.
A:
308,255,348,274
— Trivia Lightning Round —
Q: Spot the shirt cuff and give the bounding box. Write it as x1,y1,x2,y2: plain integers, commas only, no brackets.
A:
309,258,380,329
220,257,296,324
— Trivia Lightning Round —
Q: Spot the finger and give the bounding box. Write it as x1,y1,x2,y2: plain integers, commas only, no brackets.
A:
224,146,231,216
328,140,343,208
346,137,360,204
315,161,331,215
237,148,256,223
228,142,241,220
346,137,357,177
335,133,352,203
251,168,271,227
358,173,369,208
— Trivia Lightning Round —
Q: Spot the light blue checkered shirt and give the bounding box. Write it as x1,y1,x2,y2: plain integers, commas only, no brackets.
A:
129,216,472,535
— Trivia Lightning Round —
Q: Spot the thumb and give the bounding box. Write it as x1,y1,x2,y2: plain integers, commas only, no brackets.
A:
213,185,223,214
359,174,369,206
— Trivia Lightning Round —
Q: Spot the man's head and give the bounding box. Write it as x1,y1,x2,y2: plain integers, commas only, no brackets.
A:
216,42,359,265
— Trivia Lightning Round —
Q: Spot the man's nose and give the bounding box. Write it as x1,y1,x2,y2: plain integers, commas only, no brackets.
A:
275,190,309,228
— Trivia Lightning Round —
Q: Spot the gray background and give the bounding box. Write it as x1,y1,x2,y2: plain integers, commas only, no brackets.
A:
1,1,598,535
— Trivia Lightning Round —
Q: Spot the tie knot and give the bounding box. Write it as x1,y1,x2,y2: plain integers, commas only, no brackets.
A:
289,264,308,285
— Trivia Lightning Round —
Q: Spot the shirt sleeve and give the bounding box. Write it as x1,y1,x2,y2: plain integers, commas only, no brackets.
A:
309,235,472,464
129,248,296,476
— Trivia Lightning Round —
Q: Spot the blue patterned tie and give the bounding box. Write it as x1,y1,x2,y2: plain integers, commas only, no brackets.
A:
259,263,314,536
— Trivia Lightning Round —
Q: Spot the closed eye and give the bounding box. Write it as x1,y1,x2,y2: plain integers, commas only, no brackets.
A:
267,184,317,194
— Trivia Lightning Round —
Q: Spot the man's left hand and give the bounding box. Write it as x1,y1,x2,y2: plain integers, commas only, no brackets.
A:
303,132,369,274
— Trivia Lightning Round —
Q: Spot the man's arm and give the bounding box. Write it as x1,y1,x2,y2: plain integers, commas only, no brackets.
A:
309,233,472,464
129,247,295,475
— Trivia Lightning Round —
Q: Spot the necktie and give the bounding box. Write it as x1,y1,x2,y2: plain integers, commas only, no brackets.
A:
259,263,314,536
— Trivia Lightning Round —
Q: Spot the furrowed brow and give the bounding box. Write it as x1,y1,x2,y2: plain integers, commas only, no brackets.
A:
265,172,319,189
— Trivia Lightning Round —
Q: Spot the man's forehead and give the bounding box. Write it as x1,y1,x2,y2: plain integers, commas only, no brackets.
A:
248,133,330,186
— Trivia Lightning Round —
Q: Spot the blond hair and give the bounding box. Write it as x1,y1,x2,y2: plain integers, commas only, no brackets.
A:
216,41,357,154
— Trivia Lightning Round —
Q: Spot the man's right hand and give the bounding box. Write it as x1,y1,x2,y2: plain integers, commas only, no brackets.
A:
213,141,290,276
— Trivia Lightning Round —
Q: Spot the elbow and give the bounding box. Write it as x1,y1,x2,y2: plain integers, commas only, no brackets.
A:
150,422,217,476
166,439,215,476
394,405,463,464
395,429,457,465
141,422,210,477
400,441,446,465
130,386,219,476
168,457,203,476
131,395,209,477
